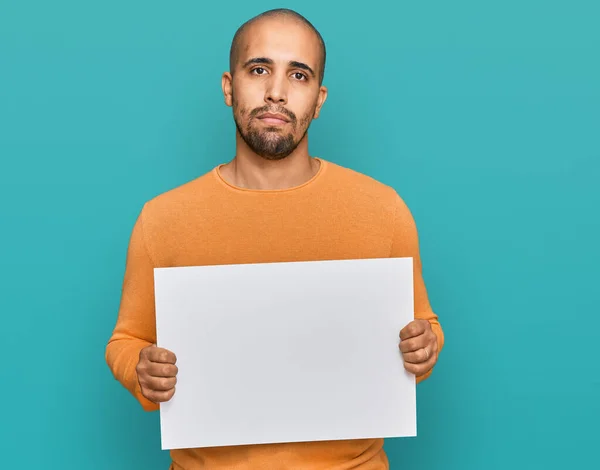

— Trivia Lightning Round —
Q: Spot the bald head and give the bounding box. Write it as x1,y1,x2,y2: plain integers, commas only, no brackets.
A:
229,9,327,84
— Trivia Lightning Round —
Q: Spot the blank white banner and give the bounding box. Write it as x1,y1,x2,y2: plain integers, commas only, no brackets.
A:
154,257,416,450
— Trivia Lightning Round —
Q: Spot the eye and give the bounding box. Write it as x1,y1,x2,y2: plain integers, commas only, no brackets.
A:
251,67,267,75
292,72,307,81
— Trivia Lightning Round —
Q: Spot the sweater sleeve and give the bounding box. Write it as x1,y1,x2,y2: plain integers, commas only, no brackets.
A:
105,205,160,411
390,192,444,383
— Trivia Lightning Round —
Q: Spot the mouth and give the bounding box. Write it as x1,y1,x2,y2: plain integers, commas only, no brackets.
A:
257,113,290,126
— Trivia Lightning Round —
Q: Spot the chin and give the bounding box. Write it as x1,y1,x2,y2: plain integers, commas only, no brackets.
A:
258,153,291,161
255,142,296,160
244,131,297,161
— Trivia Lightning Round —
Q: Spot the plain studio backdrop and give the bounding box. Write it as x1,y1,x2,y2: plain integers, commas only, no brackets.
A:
0,1,598,469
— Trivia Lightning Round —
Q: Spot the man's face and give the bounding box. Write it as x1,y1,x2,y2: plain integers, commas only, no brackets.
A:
223,18,327,160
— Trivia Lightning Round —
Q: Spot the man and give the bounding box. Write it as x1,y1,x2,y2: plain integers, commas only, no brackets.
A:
106,8,444,470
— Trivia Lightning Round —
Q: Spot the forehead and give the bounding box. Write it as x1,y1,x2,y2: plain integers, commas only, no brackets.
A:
240,17,321,67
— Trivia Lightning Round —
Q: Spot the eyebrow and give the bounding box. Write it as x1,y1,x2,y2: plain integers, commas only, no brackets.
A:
243,57,316,78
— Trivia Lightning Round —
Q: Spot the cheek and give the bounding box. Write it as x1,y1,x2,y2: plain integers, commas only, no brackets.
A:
233,92,257,123
298,100,319,128
302,90,321,115
232,96,247,118
233,81,262,111
300,110,312,127
231,87,244,111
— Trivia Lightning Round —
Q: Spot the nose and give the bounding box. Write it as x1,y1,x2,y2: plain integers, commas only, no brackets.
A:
264,73,288,105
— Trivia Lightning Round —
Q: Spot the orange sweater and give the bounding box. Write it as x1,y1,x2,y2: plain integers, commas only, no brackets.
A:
106,158,444,470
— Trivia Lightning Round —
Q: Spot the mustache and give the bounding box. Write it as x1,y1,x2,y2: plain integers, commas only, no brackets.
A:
249,105,297,123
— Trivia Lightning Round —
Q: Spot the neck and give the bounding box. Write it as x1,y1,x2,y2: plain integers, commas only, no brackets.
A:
220,133,320,190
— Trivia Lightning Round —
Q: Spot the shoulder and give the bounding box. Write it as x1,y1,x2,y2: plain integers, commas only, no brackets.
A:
323,160,419,237
137,168,217,226
323,160,410,212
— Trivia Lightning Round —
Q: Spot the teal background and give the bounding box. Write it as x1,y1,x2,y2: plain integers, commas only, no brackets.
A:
1,0,598,468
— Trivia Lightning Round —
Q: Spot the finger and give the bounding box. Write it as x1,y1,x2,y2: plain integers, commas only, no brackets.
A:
399,334,427,353
400,320,427,340
139,344,155,361
404,352,437,375
147,347,177,364
145,376,177,392
402,347,430,364
401,332,438,355
144,387,176,404
147,362,178,378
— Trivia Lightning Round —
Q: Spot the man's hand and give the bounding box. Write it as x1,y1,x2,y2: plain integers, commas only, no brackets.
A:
399,319,438,376
136,344,178,403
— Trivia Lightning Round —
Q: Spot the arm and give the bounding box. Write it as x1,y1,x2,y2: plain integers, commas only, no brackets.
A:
105,206,160,411
390,192,444,383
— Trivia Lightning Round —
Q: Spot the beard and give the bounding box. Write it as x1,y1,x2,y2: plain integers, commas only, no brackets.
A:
233,101,313,161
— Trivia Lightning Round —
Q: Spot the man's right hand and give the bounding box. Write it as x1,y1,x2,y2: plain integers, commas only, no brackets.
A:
136,344,178,403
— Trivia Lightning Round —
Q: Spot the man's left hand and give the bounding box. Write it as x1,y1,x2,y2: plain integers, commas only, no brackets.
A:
399,319,438,376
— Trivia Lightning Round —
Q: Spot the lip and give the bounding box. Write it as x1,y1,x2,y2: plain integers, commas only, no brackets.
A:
257,113,290,125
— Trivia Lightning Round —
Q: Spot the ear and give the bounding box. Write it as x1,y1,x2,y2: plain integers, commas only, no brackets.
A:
222,72,233,107
313,85,328,119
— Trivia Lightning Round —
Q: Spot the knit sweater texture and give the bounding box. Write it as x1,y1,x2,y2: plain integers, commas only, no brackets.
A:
106,158,444,469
